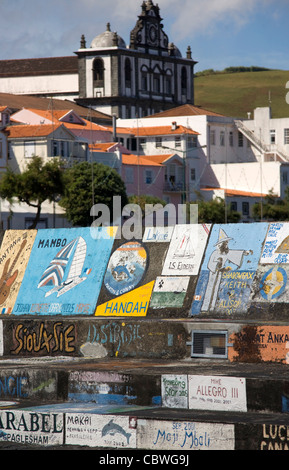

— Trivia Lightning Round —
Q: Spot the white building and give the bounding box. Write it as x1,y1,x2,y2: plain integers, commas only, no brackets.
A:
118,104,289,220
0,57,79,101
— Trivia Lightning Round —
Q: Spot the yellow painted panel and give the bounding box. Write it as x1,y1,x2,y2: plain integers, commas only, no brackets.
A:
95,281,155,317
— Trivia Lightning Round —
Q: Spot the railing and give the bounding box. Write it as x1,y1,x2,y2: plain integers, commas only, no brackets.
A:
163,182,184,192
235,120,289,162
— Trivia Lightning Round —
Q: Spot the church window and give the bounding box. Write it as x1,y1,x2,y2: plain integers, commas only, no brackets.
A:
141,66,149,91
181,67,187,95
93,58,104,86
164,69,173,95
125,58,132,88
165,75,172,94
153,75,160,93
152,65,161,93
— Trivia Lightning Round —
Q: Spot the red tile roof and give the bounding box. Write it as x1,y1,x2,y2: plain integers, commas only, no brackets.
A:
0,93,112,122
89,143,118,152
128,125,199,137
7,123,63,138
13,108,112,134
122,154,164,167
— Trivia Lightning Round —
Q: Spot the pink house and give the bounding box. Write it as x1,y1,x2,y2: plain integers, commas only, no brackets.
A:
122,153,184,205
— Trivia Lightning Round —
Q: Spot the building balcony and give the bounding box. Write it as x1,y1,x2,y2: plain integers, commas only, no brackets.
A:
164,181,184,192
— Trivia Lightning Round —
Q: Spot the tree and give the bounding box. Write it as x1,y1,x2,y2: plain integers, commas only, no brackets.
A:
128,194,166,218
60,161,128,226
252,189,289,221
195,197,241,224
0,156,64,228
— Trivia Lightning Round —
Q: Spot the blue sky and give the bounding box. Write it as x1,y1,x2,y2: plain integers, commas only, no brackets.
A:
1,0,289,71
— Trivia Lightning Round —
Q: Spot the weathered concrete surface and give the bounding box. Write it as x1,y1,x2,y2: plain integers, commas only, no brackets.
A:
0,357,288,450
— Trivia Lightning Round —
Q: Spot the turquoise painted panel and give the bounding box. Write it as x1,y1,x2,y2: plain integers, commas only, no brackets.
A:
13,227,116,315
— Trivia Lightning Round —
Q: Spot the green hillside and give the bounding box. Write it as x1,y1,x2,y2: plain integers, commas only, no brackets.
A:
194,70,289,118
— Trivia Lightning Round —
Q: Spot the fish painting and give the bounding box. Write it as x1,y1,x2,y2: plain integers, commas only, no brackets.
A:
101,419,131,444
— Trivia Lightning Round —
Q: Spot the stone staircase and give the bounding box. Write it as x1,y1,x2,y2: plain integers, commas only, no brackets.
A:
0,344,289,450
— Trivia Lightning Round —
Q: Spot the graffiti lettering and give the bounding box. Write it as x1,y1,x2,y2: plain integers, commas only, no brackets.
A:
261,424,289,450
86,322,141,352
256,332,289,344
0,411,62,433
0,376,28,398
222,271,254,280
181,431,211,449
37,239,67,249
104,301,148,315
12,322,75,355
153,429,179,446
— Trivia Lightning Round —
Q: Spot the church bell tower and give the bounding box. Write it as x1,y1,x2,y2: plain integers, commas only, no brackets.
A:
76,0,197,118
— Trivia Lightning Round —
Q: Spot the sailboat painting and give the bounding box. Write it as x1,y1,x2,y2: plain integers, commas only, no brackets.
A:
38,236,88,298
161,224,211,276
13,227,116,316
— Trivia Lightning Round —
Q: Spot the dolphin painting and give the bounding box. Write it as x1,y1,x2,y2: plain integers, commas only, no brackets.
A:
101,419,131,444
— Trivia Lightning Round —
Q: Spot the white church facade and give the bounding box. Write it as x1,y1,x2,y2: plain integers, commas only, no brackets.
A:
0,1,197,119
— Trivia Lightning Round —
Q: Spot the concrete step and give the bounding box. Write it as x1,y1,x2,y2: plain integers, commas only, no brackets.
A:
0,357,288,450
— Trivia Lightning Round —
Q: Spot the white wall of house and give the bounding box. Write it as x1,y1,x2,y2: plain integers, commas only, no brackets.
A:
202,161,287,197
245,107,289,161
0,74,78,100
8,126,86,172
0,198,70,230
118,114,255,164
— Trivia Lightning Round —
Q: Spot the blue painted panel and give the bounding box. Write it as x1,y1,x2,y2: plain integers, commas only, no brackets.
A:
191,223,268,316
13,227,116,315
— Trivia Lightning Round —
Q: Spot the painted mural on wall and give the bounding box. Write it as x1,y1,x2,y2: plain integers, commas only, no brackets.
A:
228,325,289,364
161,224,211,276
13,227,116,316
0,409,63,446
0,230,36,314
95,235,167,317
137,418,234,450
103,241,148,297
66,413,137,448
96,224,210,318
9,320,76,356
149,276,190,309
191,223,268,316
250,223,289,310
